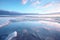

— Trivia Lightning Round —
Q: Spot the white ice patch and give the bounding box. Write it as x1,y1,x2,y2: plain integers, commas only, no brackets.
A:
5,31,17,40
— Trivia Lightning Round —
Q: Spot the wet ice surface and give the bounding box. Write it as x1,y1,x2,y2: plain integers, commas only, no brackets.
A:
0,17,60,40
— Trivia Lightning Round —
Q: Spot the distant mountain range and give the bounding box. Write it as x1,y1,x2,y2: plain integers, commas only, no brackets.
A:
0,10,38,15
0,10,22,15
0,10,60,15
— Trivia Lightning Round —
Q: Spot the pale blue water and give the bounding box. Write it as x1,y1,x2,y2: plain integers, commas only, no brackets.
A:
0,18,60,40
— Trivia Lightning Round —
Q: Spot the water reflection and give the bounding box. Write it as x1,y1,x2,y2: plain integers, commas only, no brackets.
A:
0,17,60,40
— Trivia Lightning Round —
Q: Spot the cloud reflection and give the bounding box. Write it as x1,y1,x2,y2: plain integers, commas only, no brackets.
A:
0,20,10,28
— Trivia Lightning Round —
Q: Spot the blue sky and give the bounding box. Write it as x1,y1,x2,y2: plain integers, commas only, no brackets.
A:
0,0,60,14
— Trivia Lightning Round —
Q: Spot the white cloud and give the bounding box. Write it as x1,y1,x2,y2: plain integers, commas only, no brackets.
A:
21,0,60,13
43,3,60,13
22,0,28,5
30,0,41,8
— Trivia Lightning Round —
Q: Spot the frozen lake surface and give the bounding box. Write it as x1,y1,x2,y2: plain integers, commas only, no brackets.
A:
0,16,60,40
